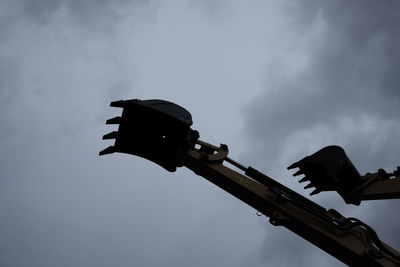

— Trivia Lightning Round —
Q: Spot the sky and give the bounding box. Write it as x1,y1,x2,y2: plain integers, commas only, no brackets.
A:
0,0,399,266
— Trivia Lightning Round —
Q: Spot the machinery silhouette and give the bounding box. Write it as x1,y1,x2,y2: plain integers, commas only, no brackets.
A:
100,99,400,266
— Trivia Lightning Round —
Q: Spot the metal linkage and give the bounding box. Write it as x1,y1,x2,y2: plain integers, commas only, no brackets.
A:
101,99,400,266
176,141,400,266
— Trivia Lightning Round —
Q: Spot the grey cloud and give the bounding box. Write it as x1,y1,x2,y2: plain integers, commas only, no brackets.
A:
188,0,229,19
0,58,18,104
19,0,134,23
0,1,157,266
246,0,400,159
0,58,21,138
1,0,399,266
319,0,400,101
18,0,64,24
244,0,400,265
0,1,276,266
1,0,151,37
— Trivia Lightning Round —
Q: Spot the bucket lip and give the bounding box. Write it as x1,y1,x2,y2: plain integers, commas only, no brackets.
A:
127,99,193,126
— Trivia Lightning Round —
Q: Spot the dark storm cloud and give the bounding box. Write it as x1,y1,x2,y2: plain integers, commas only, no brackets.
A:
11,0,136,24
0,58,18,107
0,1,158,266
0,1,276,266
1,0,150,39
246,0,400,165
2,0,398,266
244,0,400,266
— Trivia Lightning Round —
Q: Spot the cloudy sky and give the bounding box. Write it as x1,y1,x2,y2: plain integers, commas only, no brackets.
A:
1,0,399,266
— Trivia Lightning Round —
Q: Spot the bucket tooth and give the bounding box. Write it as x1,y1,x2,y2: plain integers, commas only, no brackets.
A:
99,146,116,156
293,170,304,176
299,177,309,183
110,100,125,108
102,131,119,140
310,189,321,196
287,162,299,170
304,183,314,189
106,116,122,124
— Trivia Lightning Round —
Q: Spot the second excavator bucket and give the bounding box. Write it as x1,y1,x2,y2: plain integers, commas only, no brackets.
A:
288,146,362,200
100,99,195,172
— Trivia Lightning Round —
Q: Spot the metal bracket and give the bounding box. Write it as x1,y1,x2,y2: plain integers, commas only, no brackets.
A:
197,140,229,163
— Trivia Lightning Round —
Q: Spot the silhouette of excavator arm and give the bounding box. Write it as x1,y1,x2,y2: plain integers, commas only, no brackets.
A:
176,140,400,267
100,99,400,267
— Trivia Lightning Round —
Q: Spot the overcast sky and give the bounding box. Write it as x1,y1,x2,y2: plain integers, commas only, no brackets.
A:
1,0,399,266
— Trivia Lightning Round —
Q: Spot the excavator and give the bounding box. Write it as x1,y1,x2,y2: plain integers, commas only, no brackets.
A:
100,99,400,266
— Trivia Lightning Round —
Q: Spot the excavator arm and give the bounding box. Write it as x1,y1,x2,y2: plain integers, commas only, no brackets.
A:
177,140,399,266
100,99,400,266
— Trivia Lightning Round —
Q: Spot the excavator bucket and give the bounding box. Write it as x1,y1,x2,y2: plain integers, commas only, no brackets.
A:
100,99,194,172
288,146,362,197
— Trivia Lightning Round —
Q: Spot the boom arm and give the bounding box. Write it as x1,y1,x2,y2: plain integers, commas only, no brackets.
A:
177,140,400,267
343,171,400,203
100,99,400,266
